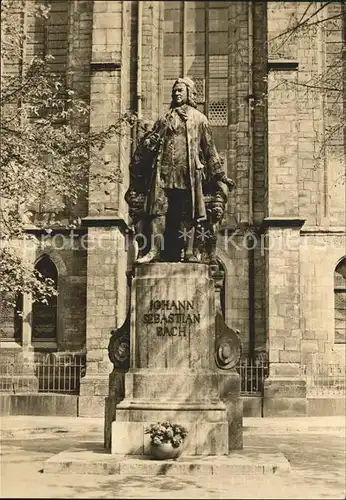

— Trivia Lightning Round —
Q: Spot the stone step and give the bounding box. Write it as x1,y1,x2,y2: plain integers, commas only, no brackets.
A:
43,442,290,476
243,416,346,433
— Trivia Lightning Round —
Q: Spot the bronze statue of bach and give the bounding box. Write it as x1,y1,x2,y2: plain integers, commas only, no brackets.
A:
125,77,235,264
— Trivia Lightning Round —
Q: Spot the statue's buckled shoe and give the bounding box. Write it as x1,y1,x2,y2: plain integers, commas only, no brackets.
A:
185,254,199,263
136,248,160,264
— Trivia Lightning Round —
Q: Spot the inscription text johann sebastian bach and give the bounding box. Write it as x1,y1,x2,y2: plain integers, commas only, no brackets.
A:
143,300,200,337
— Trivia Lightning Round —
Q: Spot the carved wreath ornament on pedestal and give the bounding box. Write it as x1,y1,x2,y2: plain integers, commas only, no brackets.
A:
108,313,130,370
214,310,242,370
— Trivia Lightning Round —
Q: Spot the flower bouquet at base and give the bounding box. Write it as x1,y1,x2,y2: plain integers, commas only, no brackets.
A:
145,421,188,460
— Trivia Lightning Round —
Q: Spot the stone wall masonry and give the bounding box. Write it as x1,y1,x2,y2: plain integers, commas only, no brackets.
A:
88,1,163,217
117,0,133,220
67,0,93,220
252,2,267,226
265,51,302,380
92,1,122,60
253,244,266,351
79,226,127,416
264,3,345,415
68,1,93,105
88,1,124,217
295,3,322,227
299,232,346,364
24,0,69,72
140,2,163,124
226,3,254,357
324,2,346,228
227,3,268,357
267,2,299,61
264,226,302,376
217,234,250,354
80,2,134,416
0,394,78,417
267,2,345,229
267,69,299,218
88,68,121,216
228,2,250,226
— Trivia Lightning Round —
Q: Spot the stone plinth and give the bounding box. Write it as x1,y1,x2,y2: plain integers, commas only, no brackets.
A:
111,263,229,456
263,377,307,417
44,442,290,476
218,371,243,450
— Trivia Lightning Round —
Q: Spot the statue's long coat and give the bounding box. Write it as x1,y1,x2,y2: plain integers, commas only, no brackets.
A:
128,105,225,221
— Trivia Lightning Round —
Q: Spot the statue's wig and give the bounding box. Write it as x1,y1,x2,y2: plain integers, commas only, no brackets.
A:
170,77,198,109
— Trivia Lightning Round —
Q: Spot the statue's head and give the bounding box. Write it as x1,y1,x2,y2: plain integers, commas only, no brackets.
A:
171,77,198,109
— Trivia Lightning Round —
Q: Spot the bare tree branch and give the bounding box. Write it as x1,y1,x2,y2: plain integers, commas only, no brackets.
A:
268,2,334,43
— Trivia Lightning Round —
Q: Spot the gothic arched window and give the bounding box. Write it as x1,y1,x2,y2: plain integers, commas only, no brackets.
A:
334,258,346,344
32,255,58,342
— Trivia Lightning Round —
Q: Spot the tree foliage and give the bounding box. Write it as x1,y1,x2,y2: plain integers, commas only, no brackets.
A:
268,1,345,167
0,0,135,306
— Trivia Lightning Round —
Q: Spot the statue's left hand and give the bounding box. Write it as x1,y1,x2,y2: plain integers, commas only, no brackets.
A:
125,190,145,211
223,176,236,192
143,132,162,153
214,172,236,193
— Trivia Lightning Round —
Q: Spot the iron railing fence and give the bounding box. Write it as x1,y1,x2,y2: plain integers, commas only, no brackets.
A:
1,355,269,396
35,353,86,394
0,353,86,394
2,355,343,397
301,363,346,396
236,360,346,396
236,357,269,395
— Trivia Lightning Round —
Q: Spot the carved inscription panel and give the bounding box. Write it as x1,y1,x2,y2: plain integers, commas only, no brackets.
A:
143,300,200,337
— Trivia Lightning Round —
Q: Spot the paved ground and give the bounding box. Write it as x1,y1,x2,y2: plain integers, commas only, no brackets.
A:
1,416,345,499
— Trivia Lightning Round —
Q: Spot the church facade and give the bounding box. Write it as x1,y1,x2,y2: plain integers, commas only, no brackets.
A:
1,1,345,417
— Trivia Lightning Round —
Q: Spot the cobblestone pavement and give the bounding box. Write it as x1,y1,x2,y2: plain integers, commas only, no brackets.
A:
0,417,345,499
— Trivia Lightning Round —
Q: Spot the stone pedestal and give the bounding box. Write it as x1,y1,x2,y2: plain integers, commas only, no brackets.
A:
111,263,229,456
217,371,243,450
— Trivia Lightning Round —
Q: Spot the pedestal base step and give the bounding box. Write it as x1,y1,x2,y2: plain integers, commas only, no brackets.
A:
43,442,290,476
